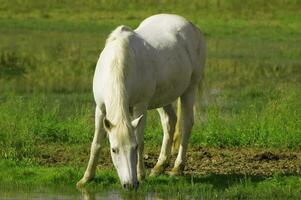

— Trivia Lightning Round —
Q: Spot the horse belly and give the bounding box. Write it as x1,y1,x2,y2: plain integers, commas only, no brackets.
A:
147,67,192,109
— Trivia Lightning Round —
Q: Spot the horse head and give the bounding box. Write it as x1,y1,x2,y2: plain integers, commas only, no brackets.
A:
103,115,143,189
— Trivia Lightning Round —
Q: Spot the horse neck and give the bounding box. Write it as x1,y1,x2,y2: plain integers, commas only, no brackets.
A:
105,66,131,126
106,93,130,126
103,33,133,126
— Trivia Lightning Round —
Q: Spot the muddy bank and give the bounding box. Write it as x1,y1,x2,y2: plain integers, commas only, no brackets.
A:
186,147,300,176
141,147,301,176
37,145,301,176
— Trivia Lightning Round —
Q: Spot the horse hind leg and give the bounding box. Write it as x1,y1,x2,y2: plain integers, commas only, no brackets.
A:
169,85,196,176
150,104,177,176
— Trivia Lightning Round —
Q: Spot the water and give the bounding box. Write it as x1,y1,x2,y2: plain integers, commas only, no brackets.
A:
2,190,121,200
0,188,173,200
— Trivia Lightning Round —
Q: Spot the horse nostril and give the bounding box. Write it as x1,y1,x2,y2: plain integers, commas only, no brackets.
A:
123,184,127,189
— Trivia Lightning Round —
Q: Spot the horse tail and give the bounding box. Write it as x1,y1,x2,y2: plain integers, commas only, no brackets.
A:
193,24,206,121
194,76,204,121
172,79,205,155
172,24,206,154
172,98,182,154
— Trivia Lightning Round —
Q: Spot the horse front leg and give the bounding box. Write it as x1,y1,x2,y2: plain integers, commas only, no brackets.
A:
132,105,147,182
169,86,196,176
77,105,105,187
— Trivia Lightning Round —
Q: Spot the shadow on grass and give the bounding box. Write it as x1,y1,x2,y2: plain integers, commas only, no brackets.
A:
78,172,299,200
184,173,267,190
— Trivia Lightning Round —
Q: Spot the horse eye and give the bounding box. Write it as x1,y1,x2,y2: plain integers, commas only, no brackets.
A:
112,148,119,154
135,145,138,151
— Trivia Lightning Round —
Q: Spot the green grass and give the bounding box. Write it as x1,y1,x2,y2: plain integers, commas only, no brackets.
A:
0,0,301,198
0,91,300,162
0,0,300,93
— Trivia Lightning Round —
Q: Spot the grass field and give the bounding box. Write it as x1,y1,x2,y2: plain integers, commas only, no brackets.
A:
0,0,301,198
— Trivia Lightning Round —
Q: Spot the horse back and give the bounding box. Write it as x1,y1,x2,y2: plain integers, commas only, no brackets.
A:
132,14,205,108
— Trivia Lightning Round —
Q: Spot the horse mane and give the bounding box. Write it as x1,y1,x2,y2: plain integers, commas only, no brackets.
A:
106,25,134,44
104,25,135,126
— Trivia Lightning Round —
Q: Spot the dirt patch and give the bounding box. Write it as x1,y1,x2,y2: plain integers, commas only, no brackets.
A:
36,145,301,176
253,151,281,161
190,147,300,176
144,147,301,176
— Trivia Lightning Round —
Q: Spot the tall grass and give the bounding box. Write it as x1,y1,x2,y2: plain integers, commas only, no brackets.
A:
0,88,300,163
0,93,94,161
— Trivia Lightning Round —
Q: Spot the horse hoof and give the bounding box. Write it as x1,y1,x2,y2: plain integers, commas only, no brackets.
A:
149,169,162,177
150,164,167,177
76,178,88,188
138,173,146,181
168,167,183,176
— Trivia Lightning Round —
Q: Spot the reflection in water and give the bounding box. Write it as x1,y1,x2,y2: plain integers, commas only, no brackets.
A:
1,187,169,200
79,187,165,200
79,187,120,200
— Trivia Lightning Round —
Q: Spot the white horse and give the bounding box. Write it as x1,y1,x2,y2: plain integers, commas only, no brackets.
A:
77,14,205,189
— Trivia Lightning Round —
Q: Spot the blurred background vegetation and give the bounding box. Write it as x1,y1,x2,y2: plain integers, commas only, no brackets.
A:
0,0,300,162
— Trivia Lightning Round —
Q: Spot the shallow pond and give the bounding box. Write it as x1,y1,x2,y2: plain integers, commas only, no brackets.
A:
2,190,124,200
0,187,195,200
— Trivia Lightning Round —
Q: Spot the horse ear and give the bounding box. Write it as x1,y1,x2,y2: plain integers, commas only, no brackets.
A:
103,117,114,131
131,115,143,128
